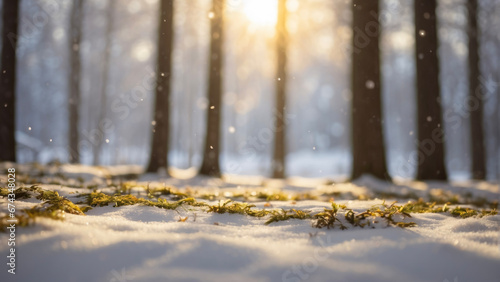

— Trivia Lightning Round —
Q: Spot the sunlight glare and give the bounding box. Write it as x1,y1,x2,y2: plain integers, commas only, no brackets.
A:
241,0,278,27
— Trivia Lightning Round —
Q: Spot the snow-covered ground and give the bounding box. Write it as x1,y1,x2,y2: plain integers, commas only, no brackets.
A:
0,163,499,282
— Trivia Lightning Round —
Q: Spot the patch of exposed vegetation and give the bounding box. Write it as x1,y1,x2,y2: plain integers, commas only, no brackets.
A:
314,203,348,229
0,185,86,232
207,199,257,215
80,191,204,210
82,192,141,207
146,186,189,200
449,206,497,218
37,190,86,216
6,168,498,209
312,202,416,230
0,185,43,199
266,208,312,225
1,183,497,232
311,200,497,230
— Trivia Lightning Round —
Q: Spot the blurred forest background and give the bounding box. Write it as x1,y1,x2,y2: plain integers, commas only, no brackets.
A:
1,0,499,181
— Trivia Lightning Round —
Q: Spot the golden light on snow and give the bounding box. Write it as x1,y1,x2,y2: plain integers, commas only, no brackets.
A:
240,0,278,27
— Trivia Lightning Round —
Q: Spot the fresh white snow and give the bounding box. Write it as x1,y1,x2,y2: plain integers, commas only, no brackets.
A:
0,164,499,282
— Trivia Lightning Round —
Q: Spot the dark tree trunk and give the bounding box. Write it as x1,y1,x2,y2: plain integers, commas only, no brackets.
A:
272,0,288,179
68,0,83,163
94,0,115,165
0,0,19,162
350,0,389,180
199,0,224,177
467,0,486,180
146,0,174,173
414,0,447,180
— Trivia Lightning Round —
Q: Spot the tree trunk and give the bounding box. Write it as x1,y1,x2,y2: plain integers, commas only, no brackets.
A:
68,0,83,163
94,0,116,165
467,0,486,180
414,0,447,180
146,0,174,173
497,73,500,182
350,0,389,180
199,0,225,177
272,0,288,179
0,0,19,162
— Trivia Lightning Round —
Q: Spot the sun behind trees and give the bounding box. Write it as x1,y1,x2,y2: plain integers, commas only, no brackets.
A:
1,0,496,181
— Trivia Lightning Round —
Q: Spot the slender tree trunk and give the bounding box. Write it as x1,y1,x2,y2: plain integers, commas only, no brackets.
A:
199,0,224,177
94,0,115,165
497,73,500,181
146,0,174,173
187,52,194,168
68,0,83,163
187,80,193,168
0,0,19,162
350,0,389,180
272,0,288,179
496,42,500,182
467,0,486,180
414,0,447,180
